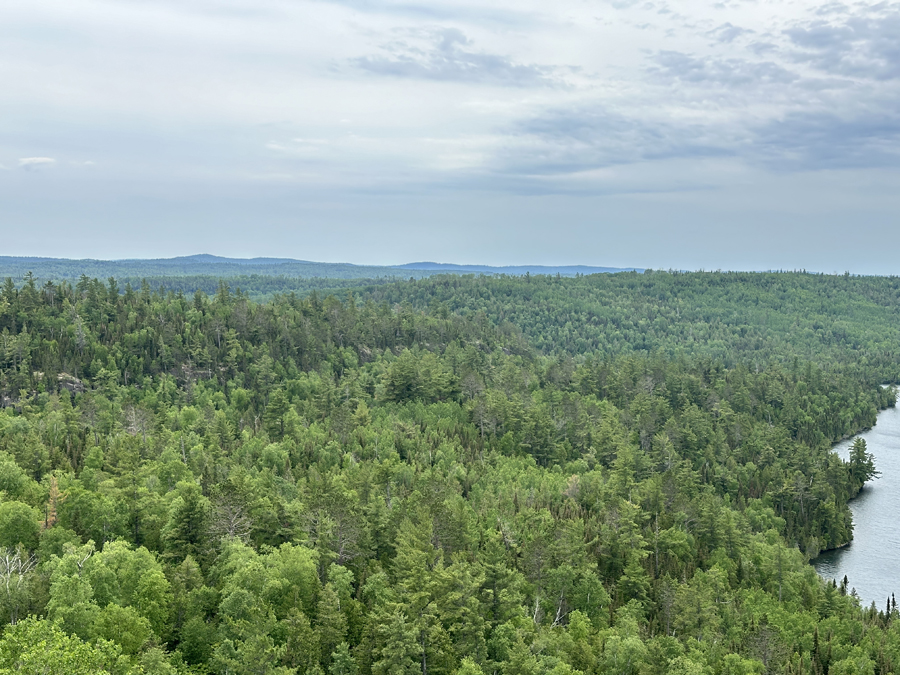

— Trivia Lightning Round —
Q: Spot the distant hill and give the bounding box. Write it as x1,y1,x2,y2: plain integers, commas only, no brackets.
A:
142,254,309,266
397,262,640,275
0,255,637,281
0,256,421,281
0,255,638,299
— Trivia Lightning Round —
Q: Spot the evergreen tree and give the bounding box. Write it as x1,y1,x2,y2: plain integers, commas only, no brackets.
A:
162,482,210,563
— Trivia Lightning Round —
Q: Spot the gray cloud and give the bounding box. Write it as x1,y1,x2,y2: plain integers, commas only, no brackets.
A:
786,6,900,80
814,3,851,17
649,50,798,86
493,38,899,179
353,27,562,86
500,85,900,177
747,41,779,56
752,109,900,170
708,22,754,43
490,106,734,180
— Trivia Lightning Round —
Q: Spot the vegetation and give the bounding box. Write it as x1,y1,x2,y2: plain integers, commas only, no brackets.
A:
0,270,897,674
358,271,900,380
102,275,402,303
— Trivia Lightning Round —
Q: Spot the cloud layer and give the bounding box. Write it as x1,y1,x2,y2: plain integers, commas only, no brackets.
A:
1,0,899,270
353,27,564,87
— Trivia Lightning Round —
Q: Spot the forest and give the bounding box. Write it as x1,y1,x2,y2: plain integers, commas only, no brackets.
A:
0,270,897,674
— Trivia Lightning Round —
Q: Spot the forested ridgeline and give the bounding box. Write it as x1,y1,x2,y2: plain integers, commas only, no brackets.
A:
357,271,900,382
0,257,435,283
0,273,894,674
103,275,403,303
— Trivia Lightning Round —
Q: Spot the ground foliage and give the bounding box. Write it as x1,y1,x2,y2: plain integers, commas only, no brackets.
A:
0,271,896,674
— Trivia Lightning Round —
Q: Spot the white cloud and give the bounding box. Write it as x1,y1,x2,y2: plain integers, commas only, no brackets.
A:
18,157,57,169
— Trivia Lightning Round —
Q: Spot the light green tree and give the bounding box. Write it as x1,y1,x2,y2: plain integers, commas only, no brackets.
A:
329,642,359,675
0,502,39,551
0,616,120,675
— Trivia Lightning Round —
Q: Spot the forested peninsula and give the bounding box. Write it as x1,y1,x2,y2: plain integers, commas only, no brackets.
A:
0,270,897,674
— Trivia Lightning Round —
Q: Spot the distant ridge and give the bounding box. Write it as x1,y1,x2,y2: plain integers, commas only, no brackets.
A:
0,254,642,300
139,254,309,266
398,262,641,275
0,255,638,279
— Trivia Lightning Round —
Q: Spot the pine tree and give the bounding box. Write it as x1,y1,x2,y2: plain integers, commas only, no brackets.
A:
329,642,359,675
317,582,348,669
163,482,210,563
372,610,419,675
848,438,879,491
263,389,289,440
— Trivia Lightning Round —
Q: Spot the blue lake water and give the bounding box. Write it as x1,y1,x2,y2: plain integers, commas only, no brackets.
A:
813,399,900,608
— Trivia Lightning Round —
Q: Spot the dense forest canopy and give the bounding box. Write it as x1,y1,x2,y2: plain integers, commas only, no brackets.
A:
357,271,900,379
0,270,896,674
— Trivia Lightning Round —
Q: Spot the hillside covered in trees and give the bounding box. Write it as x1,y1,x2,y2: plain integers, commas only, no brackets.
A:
0,257,637,303
0,271,896,674
358,271,900,379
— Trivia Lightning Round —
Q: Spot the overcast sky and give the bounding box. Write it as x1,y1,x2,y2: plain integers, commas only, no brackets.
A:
2,0,899,272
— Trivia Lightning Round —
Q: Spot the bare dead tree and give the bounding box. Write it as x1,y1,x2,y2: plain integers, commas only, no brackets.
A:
749,624,788,675
0,547,37,625
74,315,86,354
210,497,253,543
123,405,154,445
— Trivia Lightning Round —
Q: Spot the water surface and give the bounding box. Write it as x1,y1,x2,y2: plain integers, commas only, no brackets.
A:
813,400,900,608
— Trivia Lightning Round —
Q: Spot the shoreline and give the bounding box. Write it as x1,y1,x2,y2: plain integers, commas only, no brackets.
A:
815,540,851,557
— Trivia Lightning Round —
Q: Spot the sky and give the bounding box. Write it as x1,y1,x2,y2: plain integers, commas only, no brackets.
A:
1,0,899,272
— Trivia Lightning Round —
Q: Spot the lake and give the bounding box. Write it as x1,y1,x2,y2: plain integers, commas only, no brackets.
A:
813,396,900,608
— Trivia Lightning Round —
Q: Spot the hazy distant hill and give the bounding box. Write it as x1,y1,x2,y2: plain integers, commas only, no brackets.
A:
0,255,637,281
0,256,424,281
142,254,311,266
398,262,640,275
